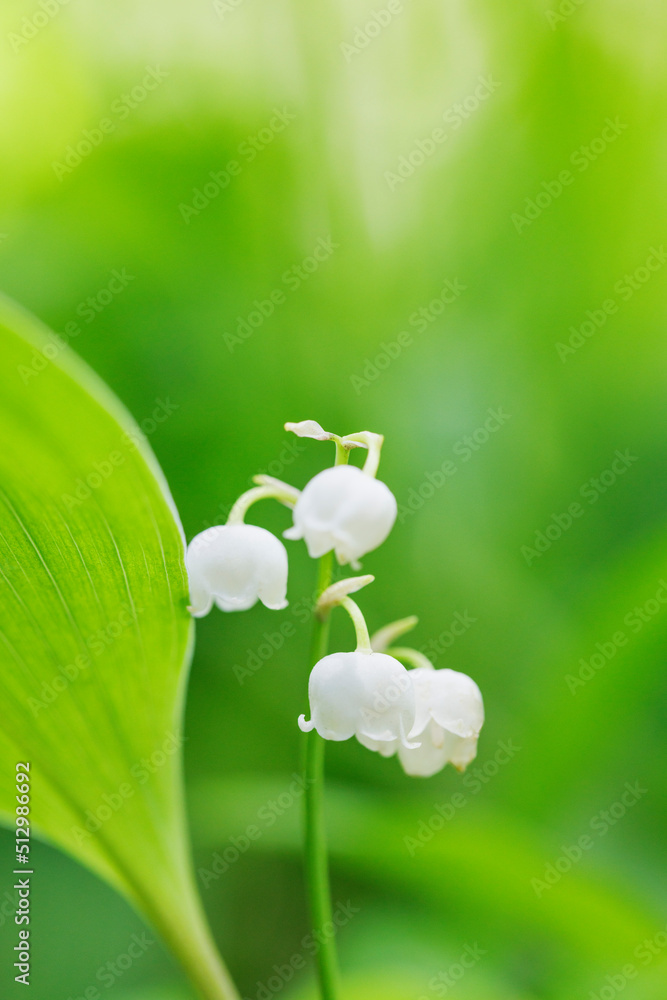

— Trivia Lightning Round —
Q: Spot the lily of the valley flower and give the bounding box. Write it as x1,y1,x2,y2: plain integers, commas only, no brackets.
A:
186,524,288,615
284,464,397,566
298,650,417,746
359,666,484,777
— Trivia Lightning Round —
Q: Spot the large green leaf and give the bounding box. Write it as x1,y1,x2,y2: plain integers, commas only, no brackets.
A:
0,294,237,1000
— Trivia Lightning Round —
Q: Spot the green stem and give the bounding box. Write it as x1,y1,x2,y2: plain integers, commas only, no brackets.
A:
340,596,372,652
226,482,299,524
93,812,240,1000
303,548,341,1000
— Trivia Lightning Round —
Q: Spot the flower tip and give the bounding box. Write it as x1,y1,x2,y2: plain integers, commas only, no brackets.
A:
298,714,315,733
336,552,362,571
187,595,213,618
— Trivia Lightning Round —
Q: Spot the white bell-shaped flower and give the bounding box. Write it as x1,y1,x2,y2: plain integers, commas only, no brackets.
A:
298,650,416,745
186,524,288,615
358,667,484,777
284,465,397,566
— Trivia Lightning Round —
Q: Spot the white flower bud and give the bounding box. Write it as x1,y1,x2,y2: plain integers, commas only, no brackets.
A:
186,524,288,615
358,667,484,777
298,650,416,745
284,465,397,566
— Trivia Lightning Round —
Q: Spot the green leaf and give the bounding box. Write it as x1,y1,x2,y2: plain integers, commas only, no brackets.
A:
0,294,238,1000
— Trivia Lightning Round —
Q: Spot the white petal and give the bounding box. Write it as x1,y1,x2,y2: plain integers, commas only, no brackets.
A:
303,528,337,559
442,730,479,771
256,533,289,609
186,524,288,615
187,584,214,618
429,669,484,738
302,651,415,744
302,651,367,740
398,730,450,778
356,733,399,758
215,592,258,612
407,667,436,739
298,714,315,733
327,472,397,563
355,651,415,744
397,720,478,777
289,465,397,564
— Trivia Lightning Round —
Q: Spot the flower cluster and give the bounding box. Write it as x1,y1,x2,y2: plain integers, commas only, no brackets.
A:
186,420,484,777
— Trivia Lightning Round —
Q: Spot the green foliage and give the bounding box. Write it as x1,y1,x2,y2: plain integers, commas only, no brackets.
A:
0,293,193,900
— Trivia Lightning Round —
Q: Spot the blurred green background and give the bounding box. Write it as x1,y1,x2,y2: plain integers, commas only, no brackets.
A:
1,0,666,997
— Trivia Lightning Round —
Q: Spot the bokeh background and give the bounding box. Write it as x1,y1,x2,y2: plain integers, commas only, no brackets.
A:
1,1,666,997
